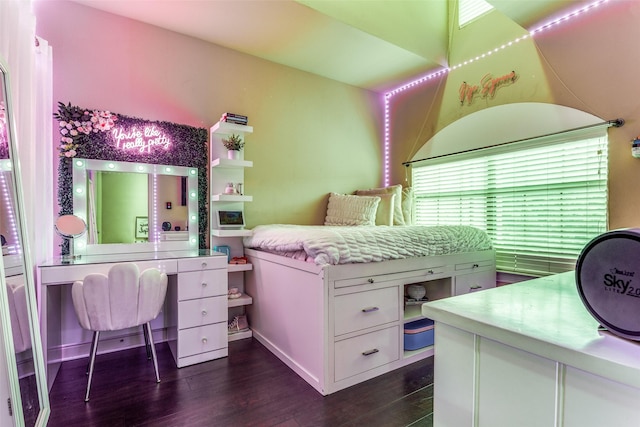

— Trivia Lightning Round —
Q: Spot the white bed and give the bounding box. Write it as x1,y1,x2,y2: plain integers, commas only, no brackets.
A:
243,224,496,395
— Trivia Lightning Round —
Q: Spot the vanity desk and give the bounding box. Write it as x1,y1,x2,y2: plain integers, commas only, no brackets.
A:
38,249,228,389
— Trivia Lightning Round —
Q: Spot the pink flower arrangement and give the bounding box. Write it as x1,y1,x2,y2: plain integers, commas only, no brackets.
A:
54,102,118,157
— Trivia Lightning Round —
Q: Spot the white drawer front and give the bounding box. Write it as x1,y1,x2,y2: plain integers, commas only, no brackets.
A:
334,326,399,382
178,323,227,358
178,256,226,272
454,270,496,296
178,296,227,329
334,267,445,289
455,259,493,271
177,269,227,301
334,286,399,336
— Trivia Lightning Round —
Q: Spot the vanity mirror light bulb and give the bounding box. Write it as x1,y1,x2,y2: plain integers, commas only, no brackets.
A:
190,169,197,175
165,167,172,173
75,160,84,167
190,215,196,221
190,191,197,198
137,165,145,171
107,163,115,169
75,187,84,194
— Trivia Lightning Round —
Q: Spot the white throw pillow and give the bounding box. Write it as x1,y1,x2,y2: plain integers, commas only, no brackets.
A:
324,193,380,226
372,193,395,226
356,184,404,225
401,187,415,226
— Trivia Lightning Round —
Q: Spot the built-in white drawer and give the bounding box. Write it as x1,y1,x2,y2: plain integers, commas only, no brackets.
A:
454,270,497,296
177,269,227,301
334,286,399,336
178,296,227,329
334,267,446,289
455,259,493,272
334,325,400,382
178,256,226,273
177,322,227,358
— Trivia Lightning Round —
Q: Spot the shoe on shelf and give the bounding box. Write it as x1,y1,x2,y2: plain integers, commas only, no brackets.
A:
228,315,249,334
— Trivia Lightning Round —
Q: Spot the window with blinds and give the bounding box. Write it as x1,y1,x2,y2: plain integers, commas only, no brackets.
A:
459,0,494,27
412,130,608,276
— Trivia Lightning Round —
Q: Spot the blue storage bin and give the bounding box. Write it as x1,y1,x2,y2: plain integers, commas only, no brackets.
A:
404,318,435,351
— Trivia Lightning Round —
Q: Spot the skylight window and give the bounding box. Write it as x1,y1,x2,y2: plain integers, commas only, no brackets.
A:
459,0,494,27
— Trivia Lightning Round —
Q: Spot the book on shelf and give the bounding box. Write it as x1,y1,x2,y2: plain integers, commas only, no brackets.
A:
223,119,248,125
221,112,248,125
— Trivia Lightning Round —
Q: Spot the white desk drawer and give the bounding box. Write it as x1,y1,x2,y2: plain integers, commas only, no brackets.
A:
177,269,227,301
334,286,399,336
334,325,399,382
178,256,226,273
177,322,227,358
178,296,227,329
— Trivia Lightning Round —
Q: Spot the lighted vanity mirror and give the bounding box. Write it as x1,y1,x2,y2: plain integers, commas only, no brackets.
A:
72,158,198,256
0,56,50,426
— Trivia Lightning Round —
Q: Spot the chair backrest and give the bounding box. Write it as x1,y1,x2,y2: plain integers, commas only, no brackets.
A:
71,263,168,331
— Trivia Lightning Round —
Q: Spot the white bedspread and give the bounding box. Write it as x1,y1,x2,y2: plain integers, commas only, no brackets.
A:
243,224,492,266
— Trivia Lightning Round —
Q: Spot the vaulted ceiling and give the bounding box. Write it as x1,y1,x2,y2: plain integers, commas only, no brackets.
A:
70,0,592,93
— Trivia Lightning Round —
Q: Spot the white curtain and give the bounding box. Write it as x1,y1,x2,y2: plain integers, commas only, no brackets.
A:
0,1,54,268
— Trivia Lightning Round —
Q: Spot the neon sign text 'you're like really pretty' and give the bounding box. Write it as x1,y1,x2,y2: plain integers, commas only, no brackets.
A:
111,125,171,153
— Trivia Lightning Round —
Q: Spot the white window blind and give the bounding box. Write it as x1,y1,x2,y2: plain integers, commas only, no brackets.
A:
459,0,494,27
412,129,608,276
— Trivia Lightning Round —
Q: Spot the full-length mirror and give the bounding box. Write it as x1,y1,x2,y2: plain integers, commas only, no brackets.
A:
0,57,50,426
71,158,199,256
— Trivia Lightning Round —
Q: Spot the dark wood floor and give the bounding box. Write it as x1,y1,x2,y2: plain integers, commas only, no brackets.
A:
47,338,434,427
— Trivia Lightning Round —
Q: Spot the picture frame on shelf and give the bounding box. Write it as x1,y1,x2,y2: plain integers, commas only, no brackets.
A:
135,216,149,239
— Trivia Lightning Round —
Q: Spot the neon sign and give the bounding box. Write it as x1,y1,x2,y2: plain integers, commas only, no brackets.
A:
459,70,518,106
112,125,171,153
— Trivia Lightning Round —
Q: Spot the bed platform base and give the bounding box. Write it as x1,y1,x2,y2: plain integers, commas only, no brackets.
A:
245,248,496,395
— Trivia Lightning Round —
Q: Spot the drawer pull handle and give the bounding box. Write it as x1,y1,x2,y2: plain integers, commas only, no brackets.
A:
201,282,207,287
201,310,207,316
367,278,374,283
362,349,379,356
202,262,208,269
362,307,379,313
427,269,434,274
202,337,208,344
470,285,483,290
472,263,479,268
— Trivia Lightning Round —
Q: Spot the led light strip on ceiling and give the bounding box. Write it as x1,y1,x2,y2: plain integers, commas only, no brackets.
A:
382,0,610,186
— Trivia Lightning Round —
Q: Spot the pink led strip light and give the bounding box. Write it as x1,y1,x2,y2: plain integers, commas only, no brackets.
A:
383,0,610,186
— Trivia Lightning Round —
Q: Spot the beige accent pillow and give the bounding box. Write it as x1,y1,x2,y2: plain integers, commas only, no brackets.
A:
324,193,380,226
356,184,404,225
402,187,415,225
373,193,395,226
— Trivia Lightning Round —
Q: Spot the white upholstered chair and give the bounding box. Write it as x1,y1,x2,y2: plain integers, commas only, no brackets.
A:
71,263,168,402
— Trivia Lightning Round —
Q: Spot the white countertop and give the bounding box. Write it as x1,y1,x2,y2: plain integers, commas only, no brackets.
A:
40,249,225,268
422,271,640,388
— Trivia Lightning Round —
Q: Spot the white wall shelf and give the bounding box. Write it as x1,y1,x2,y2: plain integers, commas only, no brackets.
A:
211,158,253,169
228,263,252,273
210,121,253,136
228,330,252,342
211,229,252,237
228,293,252,308
211,194,253,202
210,118,255,342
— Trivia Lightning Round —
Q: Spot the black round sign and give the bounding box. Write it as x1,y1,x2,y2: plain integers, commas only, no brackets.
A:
576,229,640,340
